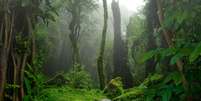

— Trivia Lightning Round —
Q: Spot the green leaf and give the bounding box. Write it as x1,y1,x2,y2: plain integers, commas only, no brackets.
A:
23,95,30,101
160,48,176,60
172,72,182,85
161,87,172,101
170,53,184,65
163,72,182,85
24,77,32,95
189,43,201,62
150,74,163,81
140,50,156,63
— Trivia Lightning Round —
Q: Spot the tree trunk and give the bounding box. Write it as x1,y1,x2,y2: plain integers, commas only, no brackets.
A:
0,48,7,101
97,0,108,90
69,5,81,67
145,0,159,76
0,8,13,100
111,0,134,88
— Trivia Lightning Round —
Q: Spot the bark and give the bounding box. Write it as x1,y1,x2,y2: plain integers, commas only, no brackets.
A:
97,0,108,90
111,0,134,88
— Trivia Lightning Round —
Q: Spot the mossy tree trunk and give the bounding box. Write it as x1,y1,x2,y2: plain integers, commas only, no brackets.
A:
97,0,108,90
69,1,81,67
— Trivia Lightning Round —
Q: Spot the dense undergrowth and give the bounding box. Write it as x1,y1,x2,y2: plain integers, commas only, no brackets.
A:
34,86,106,101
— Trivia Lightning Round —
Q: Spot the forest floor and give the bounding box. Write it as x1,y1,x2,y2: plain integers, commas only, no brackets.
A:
35,86,107,101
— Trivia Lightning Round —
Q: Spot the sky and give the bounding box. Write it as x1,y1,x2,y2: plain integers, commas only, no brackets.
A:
108,0,145,12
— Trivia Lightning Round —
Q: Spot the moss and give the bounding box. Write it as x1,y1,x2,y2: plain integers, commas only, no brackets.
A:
35,86,107,101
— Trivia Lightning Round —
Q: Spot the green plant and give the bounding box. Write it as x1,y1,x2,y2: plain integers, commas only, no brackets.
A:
65,64,93,89
114,72,185,101
104,77,124,99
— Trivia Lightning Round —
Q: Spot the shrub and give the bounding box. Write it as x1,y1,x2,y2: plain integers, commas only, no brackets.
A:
103,77,124,99
65,64,93,89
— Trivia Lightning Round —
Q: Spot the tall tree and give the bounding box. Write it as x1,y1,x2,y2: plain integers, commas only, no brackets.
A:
144,0,159,76
66,0,96,67
97,0,108,89
68,0,81,66
111,0,133,88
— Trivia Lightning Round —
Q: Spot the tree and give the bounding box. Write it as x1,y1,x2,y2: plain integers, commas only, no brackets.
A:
111,0,133,88
66,0,97,67
97,0,108,90
0,0,55,100
144,0,159,76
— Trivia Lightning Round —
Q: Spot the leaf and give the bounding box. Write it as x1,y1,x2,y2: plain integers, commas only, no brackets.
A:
170,53,184,65
23,95,30,101
140,50,156,63
150,74,163,81
24,77,32,95
189,43,201,62
163,72,182,86
160,48,176,60
145,89,156,101
161,87,172,101
171,72,182,85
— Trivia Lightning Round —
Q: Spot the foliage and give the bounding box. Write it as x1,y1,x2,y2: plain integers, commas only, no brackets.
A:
23,24,50,101
126,1,201,99
34,86,106,101
104,77,124,99
114,72,185,101
65,0,98,15
15,33,31,54
65,64,93,89
127,13,147,85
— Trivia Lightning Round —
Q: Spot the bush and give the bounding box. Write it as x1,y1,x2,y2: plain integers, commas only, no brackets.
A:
103,77,124,99
114,72,186,101
65,64,93,89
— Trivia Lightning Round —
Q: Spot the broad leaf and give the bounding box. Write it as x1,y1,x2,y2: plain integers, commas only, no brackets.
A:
189,43,201,62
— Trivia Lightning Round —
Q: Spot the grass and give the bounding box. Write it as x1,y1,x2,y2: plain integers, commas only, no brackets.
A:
35,86,107,101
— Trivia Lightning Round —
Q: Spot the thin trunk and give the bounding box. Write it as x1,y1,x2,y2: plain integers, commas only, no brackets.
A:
19,54,28,100
12,53,21,101
97,0,108,90
0,48,7,101
0,7,12,100
27,17,36,63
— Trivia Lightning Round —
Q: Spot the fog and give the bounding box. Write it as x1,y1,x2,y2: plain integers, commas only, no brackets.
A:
43,0,145,84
